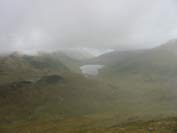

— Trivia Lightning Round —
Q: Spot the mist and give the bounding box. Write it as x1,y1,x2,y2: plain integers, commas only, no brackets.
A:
0,0,177,53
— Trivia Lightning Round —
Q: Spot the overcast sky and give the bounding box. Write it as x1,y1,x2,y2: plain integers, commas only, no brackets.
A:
0,0,177,53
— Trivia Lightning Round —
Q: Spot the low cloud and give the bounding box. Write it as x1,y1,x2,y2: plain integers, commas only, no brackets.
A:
0,0,177,52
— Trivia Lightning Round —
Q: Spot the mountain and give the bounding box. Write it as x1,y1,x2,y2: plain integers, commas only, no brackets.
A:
1,40,177,132
57,49,95,60
0,53,69,84
94,39,177,81
23,51,85,74
49,52,82,73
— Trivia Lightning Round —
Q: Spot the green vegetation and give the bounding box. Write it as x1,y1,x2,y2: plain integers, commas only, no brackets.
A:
1,40,177,132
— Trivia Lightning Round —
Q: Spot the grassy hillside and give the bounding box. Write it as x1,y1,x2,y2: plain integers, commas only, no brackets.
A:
97,40,177,80
1,41,177,132
1,75,177,133
56,49,94,61
49,52,82,73
0,53,69,85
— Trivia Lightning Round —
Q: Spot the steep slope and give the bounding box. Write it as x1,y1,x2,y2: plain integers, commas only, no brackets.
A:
57,49,94,60
23,54,69,72
2,42,177,132
0,53,69,84
87,49,144,65
49,52,82,73
97,39,177,80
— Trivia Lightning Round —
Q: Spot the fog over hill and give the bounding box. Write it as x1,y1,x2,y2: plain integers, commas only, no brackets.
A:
1,0,177,132
0,0,177,52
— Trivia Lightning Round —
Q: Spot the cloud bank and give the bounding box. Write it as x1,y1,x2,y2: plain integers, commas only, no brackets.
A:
0,0,177,52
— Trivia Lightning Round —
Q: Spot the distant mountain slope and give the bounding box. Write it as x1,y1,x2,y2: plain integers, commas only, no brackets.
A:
23,54,69,72
49,52,82,73
0,53,69,84
24,51,84,73
1,43,177,132
57,49,94,60
96,39,177,80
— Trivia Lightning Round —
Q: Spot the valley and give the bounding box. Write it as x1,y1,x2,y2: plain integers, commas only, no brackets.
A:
1,40,177,132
